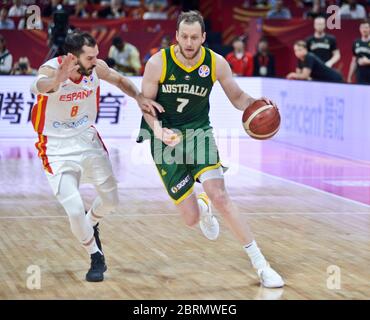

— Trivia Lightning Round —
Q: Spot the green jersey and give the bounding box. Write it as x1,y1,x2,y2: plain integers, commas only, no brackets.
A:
139,45,217,139
137,45,223,205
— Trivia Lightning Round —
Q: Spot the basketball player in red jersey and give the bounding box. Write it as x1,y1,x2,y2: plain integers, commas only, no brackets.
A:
30,30,163,282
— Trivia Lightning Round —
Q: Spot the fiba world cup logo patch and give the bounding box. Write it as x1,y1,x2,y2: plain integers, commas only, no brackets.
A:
83,75,94,84
198,65,210,78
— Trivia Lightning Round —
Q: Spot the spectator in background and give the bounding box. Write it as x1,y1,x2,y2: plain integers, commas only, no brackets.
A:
94,0,126,18
11,57,37,75
287,40,343,82
253,38,275,77
43,0,64,17
0,34,13,75
8,0,27,17
18,9,44,29
226,37,254,77
22,0,37,4
124,0,168,7
306,16,341,68
266,0,292,19
147,0,169,9
143,35,171,64
124,0,142,6
0,8,16,30
303,0,327,19
74,0,90,18
108,36,142,75
254,0,269,8
340,0,366,19
143,2,168,20
348,19,370,84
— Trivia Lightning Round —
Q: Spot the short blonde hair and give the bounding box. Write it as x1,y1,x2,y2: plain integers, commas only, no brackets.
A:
176,11,205,33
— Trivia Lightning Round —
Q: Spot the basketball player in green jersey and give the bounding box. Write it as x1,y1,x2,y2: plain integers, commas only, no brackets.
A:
139,11,284,288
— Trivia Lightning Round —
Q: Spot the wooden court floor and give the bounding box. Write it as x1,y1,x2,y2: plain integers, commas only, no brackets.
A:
0,140,369,300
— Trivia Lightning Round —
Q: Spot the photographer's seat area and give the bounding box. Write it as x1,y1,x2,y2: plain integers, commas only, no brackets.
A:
11,56,37,75
0,34,36,76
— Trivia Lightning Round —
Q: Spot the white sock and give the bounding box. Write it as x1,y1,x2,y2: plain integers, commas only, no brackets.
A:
82,229,102,255
84,238,102,255
86,208,100,227
244,240,268,270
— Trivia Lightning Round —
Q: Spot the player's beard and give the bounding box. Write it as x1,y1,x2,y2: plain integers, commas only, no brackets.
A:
77,60,95,76
179,44,201,61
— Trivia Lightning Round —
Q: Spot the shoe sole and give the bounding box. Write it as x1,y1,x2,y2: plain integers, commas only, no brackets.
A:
85,265,107,282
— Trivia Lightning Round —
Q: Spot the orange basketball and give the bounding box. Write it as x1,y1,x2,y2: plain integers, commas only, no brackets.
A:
242,100,281,140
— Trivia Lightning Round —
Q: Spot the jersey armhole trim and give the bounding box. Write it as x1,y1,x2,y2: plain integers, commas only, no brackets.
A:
160,49,167,84
210,49,217,83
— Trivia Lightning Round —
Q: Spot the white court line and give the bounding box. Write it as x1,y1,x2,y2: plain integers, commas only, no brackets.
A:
271,176,370,180
0,212,369,220
236,163,370,209
0,214,177,219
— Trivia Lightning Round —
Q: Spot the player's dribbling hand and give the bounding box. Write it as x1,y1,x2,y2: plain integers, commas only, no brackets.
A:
55,53,79,83
137,94,165,117
155,128,181,147
260,97,278,108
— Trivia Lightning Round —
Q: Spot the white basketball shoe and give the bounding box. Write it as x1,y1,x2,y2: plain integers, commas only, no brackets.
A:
197,192,220,241
257,265,285,288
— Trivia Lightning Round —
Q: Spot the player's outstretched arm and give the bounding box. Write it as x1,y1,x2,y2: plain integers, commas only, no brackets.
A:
141,52,180,147
96,59,164,117
32,53,79,94
215,53,276,110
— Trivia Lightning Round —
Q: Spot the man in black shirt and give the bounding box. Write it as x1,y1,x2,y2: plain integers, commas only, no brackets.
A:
253,38,276,77
348,19,370,84
306,16,341,68
287,40,343,83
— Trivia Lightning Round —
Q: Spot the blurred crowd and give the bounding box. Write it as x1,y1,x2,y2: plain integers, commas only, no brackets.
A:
0,1,369,84
0,0,369,31
0,0,176,25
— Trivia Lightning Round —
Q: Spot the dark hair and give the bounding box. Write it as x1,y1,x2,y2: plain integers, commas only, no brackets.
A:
176,11,205,33
232,36,245,44
360,18,370,26
294,40,307,48
314,15,326,21
63,30,96,56
112,36,123,48
258,37,268,44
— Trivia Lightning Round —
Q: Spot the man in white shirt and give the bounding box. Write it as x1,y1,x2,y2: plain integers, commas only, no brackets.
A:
108,36,142,75
8,0,27,17
340,0,366,19
0,8,15,30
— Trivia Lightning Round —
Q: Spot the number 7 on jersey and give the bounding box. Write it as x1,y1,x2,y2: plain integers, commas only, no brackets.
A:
176,98,189,113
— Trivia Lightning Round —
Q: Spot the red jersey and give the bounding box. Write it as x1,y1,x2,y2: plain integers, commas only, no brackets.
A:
226,51,254,76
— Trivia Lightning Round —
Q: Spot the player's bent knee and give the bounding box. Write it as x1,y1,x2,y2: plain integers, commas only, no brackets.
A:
208,189,230,211
97,176,119,212
58,192,85,220
100,189,119,213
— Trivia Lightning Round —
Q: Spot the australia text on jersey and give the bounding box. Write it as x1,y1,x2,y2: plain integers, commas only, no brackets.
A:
161,84,208,97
